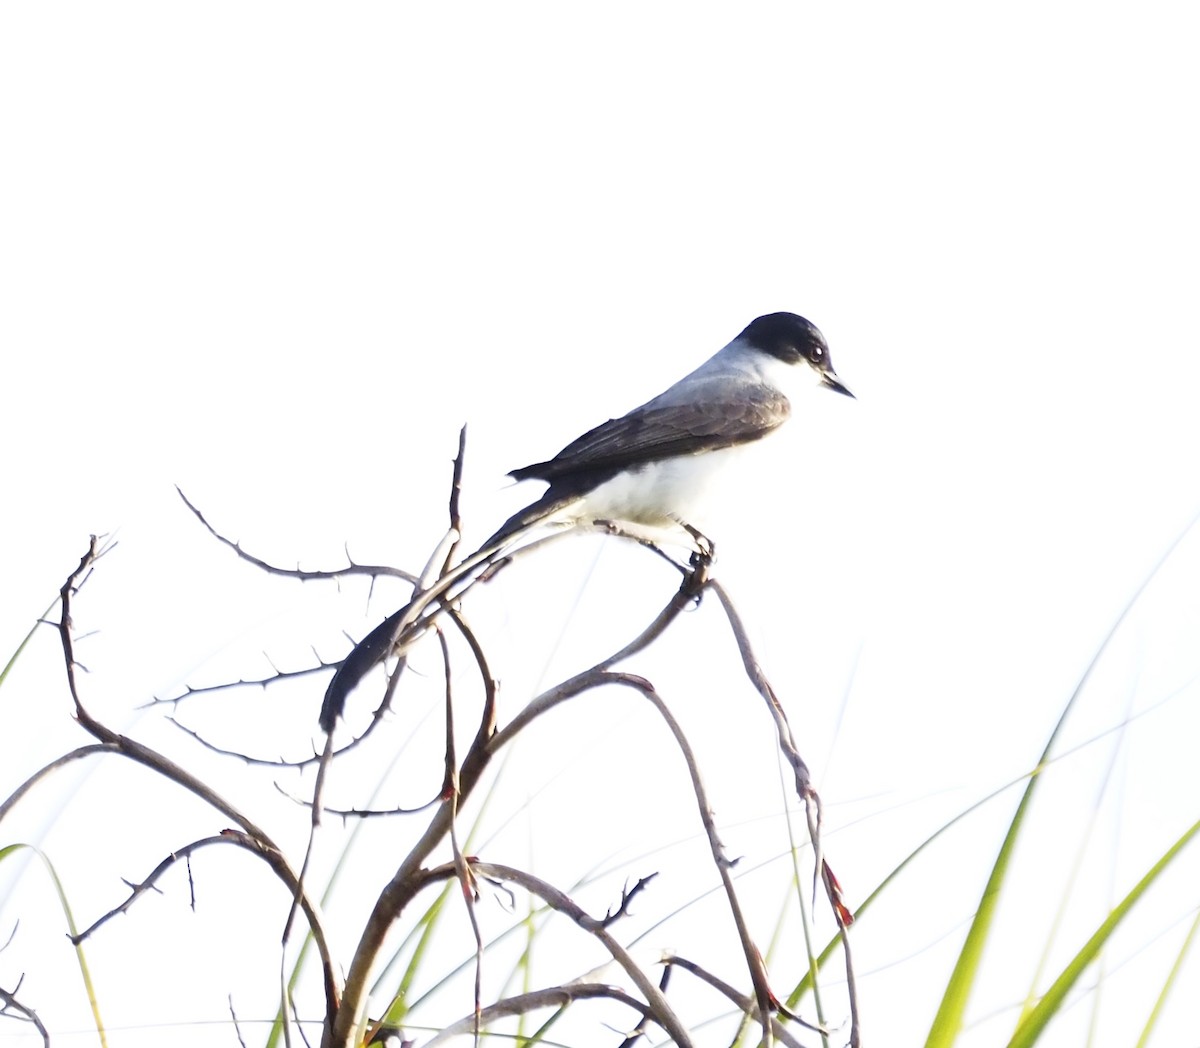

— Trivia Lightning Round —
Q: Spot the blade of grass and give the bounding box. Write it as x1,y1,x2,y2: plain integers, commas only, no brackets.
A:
1016,688,1132,1030
1007,815,1200,1048
787,774,1023,1006
922,755,1040,1048
265,700,444,1048
925,508,1200,1048
1134,906,1200,1048
0,843,107,1048
371,743,517,1029
777,782,829,1048
0,599,57,690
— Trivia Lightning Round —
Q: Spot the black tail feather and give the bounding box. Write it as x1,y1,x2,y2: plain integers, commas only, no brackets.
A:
479,490,579,551
321,489,581,730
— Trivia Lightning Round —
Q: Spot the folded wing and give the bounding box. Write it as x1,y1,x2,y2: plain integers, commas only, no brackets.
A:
512,382,791,485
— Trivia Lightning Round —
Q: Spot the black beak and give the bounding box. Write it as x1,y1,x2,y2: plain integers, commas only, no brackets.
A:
822,371,855,399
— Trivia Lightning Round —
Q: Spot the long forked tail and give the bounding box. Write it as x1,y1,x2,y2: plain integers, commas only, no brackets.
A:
479,489,580,551
319,490,578,731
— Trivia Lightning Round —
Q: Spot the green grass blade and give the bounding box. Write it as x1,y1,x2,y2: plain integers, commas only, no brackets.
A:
1134,906,1200,1048
0,598,57,690
1007,816,1200,1048
923,508,1200,1048
923,762,1041,1048
265,694,452,1046
0,843,108,1047
787,773,1027,1006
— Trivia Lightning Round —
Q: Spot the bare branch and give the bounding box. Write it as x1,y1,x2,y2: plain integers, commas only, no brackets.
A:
664,955,817,1047
327,668,643,1046
601,874,660,928
0,983,50,1048
440,424,468,576
164,652,414,768
628,677,776,1044
705,578,860,1041
437,624,486,1045
614,959,675,1048
275,782,442,820
146,662,333,709
329,565,723,1048
470,862,693,1048
706,579,811,796
229,994,250,1048
176,486,419,585
0,744,119,824
53,541,343,1023
69,830,331,986
318,513,581,733
823,861,861,1048
422,983,651,1047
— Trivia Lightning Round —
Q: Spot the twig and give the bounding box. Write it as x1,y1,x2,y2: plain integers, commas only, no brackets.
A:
229,994,249,1048
706,578,861,1045
663,955,815,1047
470,862,693,1047
441,425,468,577
631,678,777,1045
823,861,861,1048
165,652,413,768
318,501,582,733
146,662,333,709
0,744,119,824
0,983,50,1048
422,983,651,1046
71,835,224,942
69,832,329,967
329,667,675,1046
54,540,342,1025
602,875,659,928
436,624,486,1047
706,580,811,796
615,961,672,1048
177,486,419,586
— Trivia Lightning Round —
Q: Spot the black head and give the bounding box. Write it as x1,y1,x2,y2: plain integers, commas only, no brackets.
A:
739,312,853,398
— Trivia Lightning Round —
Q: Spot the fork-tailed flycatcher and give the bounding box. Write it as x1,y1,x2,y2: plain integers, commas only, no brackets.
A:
320,311,851,729
484,311,853,552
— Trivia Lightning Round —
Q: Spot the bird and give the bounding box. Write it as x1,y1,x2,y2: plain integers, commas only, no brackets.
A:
483,311,854,555
319,311,852,730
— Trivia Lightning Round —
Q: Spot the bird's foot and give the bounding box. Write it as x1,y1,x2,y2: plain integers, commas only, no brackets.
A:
677,522,714,597
680,522,715,567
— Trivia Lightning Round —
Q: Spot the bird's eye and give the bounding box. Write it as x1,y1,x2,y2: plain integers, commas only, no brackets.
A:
810,345,824,362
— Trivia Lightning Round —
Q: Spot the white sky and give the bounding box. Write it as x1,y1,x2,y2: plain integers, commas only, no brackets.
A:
3,3,1200,1046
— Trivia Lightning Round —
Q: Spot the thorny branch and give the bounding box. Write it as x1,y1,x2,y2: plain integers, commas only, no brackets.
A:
602,874,659,928
470,862,694,1047
662,955,817,1048
10,428,858,1047
0,744,119,823
177,485,420,587
48,537,342,1022
422,982,650,1047
69,832,324,949
0,982,50,1048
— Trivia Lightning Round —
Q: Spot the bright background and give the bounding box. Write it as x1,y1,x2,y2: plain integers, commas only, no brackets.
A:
3,3,1200,1046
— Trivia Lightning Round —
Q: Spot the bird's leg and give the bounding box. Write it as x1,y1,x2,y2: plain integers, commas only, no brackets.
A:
594,517,670,557
673,520,713,598
678,520,715,567
591,518,701,577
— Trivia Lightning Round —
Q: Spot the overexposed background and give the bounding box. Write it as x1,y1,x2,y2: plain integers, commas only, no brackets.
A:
3,3,1200,1046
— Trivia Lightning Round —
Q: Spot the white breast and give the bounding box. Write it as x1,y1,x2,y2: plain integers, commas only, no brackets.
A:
540,342,826,538
569,441,756,530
